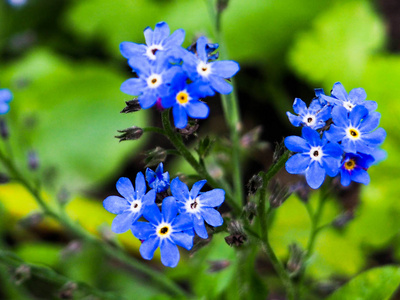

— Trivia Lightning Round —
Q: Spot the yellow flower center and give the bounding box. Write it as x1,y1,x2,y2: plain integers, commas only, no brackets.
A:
344,159,356,171
159,226,169,235
347,127,360,139
176,91,189,105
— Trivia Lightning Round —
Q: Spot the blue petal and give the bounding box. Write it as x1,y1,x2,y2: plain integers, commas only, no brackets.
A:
162,197,178,223
302,127,321,147
331,82,348,101
305,161,326,189
348,88,367,102
317,105,332,122
116,177,134,201
292,98,307,114
363,128,386,146
120,42,146,59
323,142,343,158
152,22,170,45
285,154,311,174
0,89,13,102
340,170,351,186
156,163,164,174
146,168,156,186
120,78,147,96
309,99,323,111
170,177,190,202
135,172,146,198
171,232,193,250
160,239,180,268
210,61,240,78
138,91,158,109
131,221,155,240
199,189,225,207
331,106,349,127
140,236,160,260
103,196,129,214
341,138,357,153
143,204,162,224
363,100,377,112
172,213,193,231
193,214,208,239
196,36,208,62
172,105,188,129
111,212,135,233
201,208,223,227
0,103,10,114
127,56,151,76
349,105,368,126
325,125,346,143
209,75,233,94
164,29,185,48
143,26,153,45
359,112,381,133
190,180,207,199
186,101,209,119
142,189,156,206
351,169,370,185
287,112,302,127
284,136,310,153
322,157,340,177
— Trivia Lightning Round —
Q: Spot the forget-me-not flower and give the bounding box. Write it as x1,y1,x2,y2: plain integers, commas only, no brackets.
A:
168,177,225,239
103,173,156,233
120,22,185,61
145,163,170,193
320,82,377,112
285,127,343,189
161,73,209,128
339,153,374,186
287,98,331,130
0,88,13,115
131,197,194,268
325,106,386,154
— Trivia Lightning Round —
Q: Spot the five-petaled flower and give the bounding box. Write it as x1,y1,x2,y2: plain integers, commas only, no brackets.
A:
146,163,170,193
285,127,343,189
103,174,156,233
168,177,225,239
339,153,374,186
287,98,331,130
131,197,194,268
0,88,13,115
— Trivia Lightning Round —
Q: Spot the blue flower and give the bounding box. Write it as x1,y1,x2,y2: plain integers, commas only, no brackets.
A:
103,173,156,233
120,22,185,61
146,163,170,193
131,197,194,268
320,82,377,112
286,98,331,130
161,73,209,128
121,53,181,109
182,36,239,96
339,153,374,186
325,106,386,154
0,88,13,115
168,177,224,239
285,127,343,189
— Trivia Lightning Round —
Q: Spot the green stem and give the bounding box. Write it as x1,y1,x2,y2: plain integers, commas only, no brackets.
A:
0,150,188,298
143,126,166,135
161,109,241,215
206,0,244,207
0,250,120,300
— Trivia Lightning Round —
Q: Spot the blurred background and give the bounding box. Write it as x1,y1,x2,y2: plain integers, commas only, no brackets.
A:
1,0,400,298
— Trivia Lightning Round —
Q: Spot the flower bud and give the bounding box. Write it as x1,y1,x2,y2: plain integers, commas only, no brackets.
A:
58,282,78,299
269,180,291,208
208,260,230,273
27,150,39,170
332,211,354,228
120,98,141,113
0,173,9,184
0,119,9,139
178,120,199,138
287,243,304,277
144,147,167,167
247,174,263,195
13,265,30,285
115,126,143,142
225,220,247,247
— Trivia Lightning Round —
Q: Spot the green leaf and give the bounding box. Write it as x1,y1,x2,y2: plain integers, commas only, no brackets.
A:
327,266,400,300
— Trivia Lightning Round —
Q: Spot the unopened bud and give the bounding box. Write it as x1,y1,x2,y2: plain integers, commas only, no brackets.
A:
18,212,43,228
243,202,257,223
0,119,9,139
58,282,78,299
269,180,291,208
60,241,82,259
217,0,229,13
120,98,141,113
0,173,9,184
332,211,354,228
57,188,70,206
241,126,262,149
273,139,286,164
178,120,199,138
247,174,263,195
208,260,230,273
287,243,304,277
27,150,39,170
115,126,143,142
13,264,30,285
225,220,247,247
144,147,167,167
291,181,311,203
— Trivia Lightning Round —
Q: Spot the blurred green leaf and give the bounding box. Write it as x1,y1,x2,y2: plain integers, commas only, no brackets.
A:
326,266,400,300
15,242,63,267
1,48,148,190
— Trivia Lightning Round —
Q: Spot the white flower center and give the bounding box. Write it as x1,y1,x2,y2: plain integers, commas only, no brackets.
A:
309,146,323,162
343,101,354,111
156,222,173,239
197,61,211,77
147,74,162,89
346,127,361,140
185,196,201,213
146,44,164,60
303,114,316,126
130,200,142,213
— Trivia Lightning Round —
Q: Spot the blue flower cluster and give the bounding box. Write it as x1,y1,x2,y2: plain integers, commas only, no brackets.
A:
120,22,240,129
103,163,225,267
285,82,386,189
0,87,13,115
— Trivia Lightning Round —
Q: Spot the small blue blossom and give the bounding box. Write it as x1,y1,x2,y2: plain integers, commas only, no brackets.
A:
0,88,13,115
325,106,386,155
285,127,343,189
131,197,194,268
103,173,156,233
320,82,377,112
168,177,225,239
339,153,374,186
286,98,331,130
161,73,209,128
182,36,239,96
121,53,181,109
146,163,170,193
120,22,185,61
